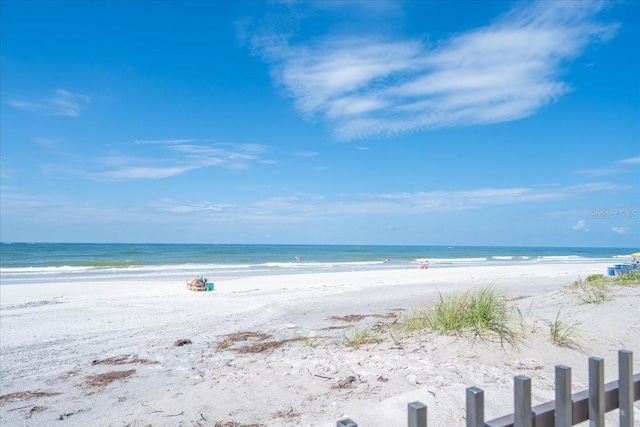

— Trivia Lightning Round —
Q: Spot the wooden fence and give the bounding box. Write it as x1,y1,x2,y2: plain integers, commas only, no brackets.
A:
337,349,639,427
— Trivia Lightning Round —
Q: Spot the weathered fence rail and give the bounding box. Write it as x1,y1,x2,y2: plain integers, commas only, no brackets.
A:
337,349,639,427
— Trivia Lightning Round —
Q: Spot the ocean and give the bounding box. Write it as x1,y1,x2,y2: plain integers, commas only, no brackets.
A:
0,243,635,285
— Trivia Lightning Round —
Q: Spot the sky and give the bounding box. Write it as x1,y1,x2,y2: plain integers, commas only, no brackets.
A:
1,0,639,247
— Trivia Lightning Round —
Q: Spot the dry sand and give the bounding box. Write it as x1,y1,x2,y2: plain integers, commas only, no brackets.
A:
1,263,639,426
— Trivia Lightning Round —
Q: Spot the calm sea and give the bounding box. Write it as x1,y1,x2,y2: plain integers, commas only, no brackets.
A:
0,243,635,285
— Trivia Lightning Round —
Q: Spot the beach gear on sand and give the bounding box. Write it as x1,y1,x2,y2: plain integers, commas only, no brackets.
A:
606,253,640,276
187,276,214,291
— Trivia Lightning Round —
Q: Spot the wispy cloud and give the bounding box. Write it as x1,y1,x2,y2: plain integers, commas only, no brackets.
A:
134,139,197,145
612,226,630,235
33,137,61,147
8,89,92,117
3,180,628,233
155,181,624,221
0,159,13,180
248,1,617,139
575,155,640,177
618,156,640,165
295,151,318,157
92,140,270,180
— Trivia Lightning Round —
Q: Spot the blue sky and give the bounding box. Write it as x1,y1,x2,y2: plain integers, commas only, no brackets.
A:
1,1,638,246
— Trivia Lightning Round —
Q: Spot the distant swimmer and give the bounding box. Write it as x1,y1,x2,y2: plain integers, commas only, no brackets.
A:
419,261,429,269
295,255,301,262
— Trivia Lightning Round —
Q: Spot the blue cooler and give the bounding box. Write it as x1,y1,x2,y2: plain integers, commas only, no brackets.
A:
607,267,616,277
207,282,214,291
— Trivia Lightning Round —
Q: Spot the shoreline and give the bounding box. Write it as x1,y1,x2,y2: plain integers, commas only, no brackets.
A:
1,262,638,426
2,242,636,286
0,262,612,301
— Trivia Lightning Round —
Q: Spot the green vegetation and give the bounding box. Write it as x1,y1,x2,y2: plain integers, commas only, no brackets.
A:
545,308,581,349
342,328,382,349
575,279,612,304
568,271,639,304
402,286,520,347
336,272,640,351
402,307,430,333
617,271,640,286
299,335,320,348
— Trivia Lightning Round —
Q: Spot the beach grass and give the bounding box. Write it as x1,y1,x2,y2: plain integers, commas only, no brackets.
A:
342,328,382,349
616,271,640,286
402,286,520,346
545,308,581,349
568,271,640,304
575,279,612,304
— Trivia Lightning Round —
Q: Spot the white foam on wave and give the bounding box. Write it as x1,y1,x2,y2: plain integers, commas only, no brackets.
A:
540,255,584,260
1,265,91,275
422,257,488,264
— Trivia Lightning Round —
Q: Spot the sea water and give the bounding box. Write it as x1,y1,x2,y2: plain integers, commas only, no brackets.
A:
0,242,634,285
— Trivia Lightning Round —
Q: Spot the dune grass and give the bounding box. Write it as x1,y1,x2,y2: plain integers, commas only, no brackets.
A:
402,286,520,347
545,308,581,349
616,271,640,286
339,273,639,350
568,271,639,304
342,328,382,349
575,279,612,304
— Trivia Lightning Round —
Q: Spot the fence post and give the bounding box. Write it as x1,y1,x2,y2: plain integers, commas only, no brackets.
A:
466,386,484,427
619,350,633,427
555,365,572,427
337,419,357,427
514,375,532,427
588,357,604,427
408,401,427,427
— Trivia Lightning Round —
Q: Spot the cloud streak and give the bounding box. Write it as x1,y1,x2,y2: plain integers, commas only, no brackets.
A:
8,89,92,117
92,140,270,180
155,181,627,221
250,1,617,139
575,156,640,177
3,180,630,233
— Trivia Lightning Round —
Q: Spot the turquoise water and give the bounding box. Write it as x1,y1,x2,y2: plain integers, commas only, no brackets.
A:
0,243,635,285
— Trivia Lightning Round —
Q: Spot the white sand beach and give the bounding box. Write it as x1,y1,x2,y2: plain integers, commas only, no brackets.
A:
1,263,639,426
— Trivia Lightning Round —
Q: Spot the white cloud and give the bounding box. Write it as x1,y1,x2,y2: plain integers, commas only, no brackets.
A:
8,89,92,117
250,1,617,139
158,199,226,213
574,167,625,177
134,139,197,145
100,165,195,180
572,220,589,232
33,137,61,147
612,226,630,235
575,156,640,176
89,140,270,180
154,181,622,221
0,159,14,180
295,151,318,157
617,156,640,165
